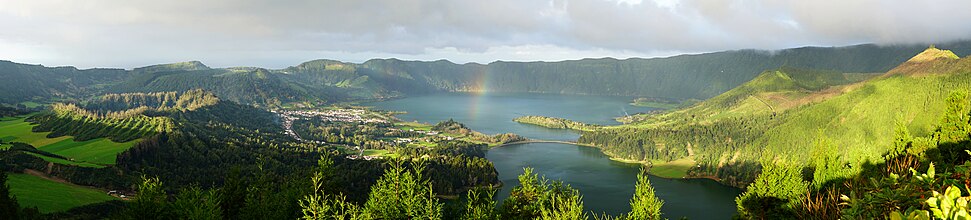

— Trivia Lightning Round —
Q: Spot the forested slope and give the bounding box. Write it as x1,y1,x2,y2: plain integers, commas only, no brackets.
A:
580,47,971,187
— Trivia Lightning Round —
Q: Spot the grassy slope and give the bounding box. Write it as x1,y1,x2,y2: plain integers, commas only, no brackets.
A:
7,173,117,213
649,157,696,178
0,115,136,165
607,48,971,176
752,58,971,163
623,67,872,128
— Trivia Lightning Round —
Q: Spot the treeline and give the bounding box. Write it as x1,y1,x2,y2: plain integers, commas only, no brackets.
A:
87,89,219,112
28,103,174,142
735,91,971,219
514,116,600,131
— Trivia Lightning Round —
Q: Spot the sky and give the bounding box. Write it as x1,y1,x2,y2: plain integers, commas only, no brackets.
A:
1,0,970,69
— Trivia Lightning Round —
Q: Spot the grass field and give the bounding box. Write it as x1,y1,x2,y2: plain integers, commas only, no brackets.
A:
6,173,117,213
0,115,137,165
648,157,696,178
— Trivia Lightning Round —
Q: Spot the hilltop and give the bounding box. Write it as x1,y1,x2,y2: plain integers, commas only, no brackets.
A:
904,46,960,63
886,46,966,76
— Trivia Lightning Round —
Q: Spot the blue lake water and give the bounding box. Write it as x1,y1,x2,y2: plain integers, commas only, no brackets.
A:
367,92,741,219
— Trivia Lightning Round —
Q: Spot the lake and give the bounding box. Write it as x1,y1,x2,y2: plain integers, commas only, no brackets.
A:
367,92,741,219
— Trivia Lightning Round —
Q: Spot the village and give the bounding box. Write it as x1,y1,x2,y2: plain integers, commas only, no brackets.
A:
274,108,458,161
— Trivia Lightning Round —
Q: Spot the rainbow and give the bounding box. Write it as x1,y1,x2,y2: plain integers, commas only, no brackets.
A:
467,70,491,120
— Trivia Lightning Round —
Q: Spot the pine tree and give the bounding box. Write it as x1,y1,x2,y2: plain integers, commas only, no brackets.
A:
938,91,971,143
735,160,808,219
538,184,587,220
627,169,663,220
118,176,172,220
300,156,361,220
462,187,498,220
171,186,222,220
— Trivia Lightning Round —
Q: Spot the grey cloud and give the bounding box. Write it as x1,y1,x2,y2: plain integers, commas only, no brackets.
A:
0,0,969,68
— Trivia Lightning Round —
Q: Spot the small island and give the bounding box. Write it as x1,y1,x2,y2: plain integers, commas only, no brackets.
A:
513,115,600,131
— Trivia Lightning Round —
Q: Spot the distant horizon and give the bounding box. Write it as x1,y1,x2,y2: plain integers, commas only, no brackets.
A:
1,40,959,70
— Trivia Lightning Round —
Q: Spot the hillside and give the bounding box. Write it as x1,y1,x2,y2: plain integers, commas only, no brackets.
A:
3,41,971,107
580,47,971,186
0,61,128,105
111,67,343,107
619,66,875,126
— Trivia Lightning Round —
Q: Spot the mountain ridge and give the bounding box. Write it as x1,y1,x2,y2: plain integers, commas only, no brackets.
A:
4,41,971,107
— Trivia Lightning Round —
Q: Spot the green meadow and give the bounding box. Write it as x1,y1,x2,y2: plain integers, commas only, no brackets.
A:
6,173,117,213
0,115,137,165
648,158,696,179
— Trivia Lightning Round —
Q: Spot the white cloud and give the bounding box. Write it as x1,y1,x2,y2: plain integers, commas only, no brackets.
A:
0,0,968,68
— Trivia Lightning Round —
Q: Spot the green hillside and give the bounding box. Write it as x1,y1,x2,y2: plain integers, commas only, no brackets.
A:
111,67,342,107
6,173,117,213
580,47,971,186
619,67,874,127
0,61,129,105
0,116,135,166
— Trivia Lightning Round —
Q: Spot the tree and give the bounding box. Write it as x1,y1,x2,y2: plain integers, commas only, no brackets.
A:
500,168,546,219
735,160,809,219
500,167,588,220
0,172,20,219
938,91,971,143
300,156,361,220
171,186,222,220
118,176,172,220
538,183,587,220
362,159,443,219
462,187,498,220
627,169,664,220
809,134,852,189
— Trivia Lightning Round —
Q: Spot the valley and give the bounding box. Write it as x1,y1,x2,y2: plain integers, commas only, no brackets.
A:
0,45,969,220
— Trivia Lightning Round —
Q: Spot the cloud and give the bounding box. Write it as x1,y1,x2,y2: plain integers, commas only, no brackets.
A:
0,0,969,68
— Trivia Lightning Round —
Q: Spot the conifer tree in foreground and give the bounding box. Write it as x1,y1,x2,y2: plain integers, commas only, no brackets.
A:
627,169,664,220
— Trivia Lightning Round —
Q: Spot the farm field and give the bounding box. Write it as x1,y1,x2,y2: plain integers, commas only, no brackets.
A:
6,173,117,213
0,115,137,165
